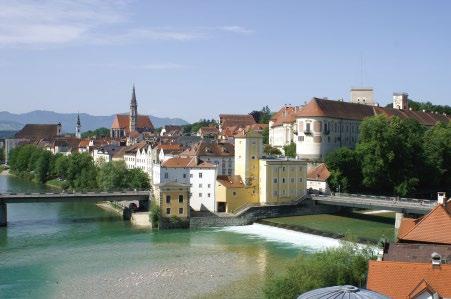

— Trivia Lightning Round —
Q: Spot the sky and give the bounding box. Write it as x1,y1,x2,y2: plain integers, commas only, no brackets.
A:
0,0,450,122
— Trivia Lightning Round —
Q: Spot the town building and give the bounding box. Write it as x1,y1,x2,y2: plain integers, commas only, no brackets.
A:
152,156,217,212
154,182,190,228
111,86,154,138
268,105,301,153
160,125,183,137
180,140,234,176
92,144,122,164
350,87,375,105
197,126,220,139
295,96,450,161
219,114,256,132
306,163,331,194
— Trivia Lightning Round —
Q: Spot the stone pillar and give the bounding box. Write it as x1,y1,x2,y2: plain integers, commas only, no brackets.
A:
394,212,404,239
0,203,6,227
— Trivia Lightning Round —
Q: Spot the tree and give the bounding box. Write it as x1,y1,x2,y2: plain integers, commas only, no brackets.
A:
264,243,375,299
264,144,282,156
35,151,52,183
81,127,110,138
97,161,128,191
283,142,296,158
356,115,425,196
325,147,361,193
126,168,150,189
262,127,269,144
250,106,272,124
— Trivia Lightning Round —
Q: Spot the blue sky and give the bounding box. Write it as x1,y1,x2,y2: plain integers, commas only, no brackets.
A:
0,0,450,122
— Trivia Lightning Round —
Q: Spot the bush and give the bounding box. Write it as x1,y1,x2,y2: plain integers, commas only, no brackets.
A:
264,243,375,299
149,201,160,228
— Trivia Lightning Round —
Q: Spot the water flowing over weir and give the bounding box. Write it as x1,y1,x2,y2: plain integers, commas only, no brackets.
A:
221,223,341,251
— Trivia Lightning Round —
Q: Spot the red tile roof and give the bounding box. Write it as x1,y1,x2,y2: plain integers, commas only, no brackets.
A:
307,163,330,181
398,201,451,245
181,140,234,157
271,106,302,127
15,124,60,139
161,157,216,169
111,114,154,132
219,114,256,129
297,98,450,126
367,260,451,298
216,175,244,188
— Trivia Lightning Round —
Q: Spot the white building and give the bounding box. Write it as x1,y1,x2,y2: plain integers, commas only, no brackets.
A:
268,105,301,152
180,140,234,176
93,145,122,164
152,156,217,212
306,163,331,194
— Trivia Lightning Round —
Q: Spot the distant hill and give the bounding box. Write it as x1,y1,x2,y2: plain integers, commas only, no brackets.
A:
0,110,189,133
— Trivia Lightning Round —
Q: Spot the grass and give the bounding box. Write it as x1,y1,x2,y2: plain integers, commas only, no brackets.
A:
263,211,396,243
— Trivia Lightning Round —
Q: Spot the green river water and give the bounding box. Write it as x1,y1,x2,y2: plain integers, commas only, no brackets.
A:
0,174,338,299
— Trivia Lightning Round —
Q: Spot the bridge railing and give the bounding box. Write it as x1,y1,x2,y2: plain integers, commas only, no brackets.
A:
0,188,150,196
311,193,436,206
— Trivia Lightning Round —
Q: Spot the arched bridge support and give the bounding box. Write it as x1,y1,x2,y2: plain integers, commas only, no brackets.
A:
0,203,6,227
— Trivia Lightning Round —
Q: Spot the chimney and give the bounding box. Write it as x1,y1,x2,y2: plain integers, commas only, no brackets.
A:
437,192,447,205
431,252,442,267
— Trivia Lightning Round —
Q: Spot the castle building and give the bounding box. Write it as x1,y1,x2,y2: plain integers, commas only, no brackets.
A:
75,113,81,139
350,87,375,105
111,86,154,139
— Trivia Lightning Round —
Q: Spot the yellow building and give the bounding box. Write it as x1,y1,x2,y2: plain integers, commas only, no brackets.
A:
154,182,190,219
259,158,307,204
215,129,307,213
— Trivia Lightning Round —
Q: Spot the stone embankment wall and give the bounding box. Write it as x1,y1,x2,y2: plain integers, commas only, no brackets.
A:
189,199,340,228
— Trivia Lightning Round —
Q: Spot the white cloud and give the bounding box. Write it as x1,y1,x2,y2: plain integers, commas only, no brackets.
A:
0,1,253,48
220,26,254,35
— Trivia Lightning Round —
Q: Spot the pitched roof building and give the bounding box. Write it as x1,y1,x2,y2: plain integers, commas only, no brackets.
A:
111,86,154,138
15,123,62,140
219,114,256,131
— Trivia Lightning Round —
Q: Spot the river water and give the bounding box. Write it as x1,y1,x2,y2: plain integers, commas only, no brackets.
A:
0,174,339,299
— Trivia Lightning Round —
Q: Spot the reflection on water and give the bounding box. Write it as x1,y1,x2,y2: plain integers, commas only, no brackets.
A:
0,175,325,298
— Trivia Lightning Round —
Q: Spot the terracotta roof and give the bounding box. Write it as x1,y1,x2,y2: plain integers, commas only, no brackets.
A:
398,201,451,245
307,163,330,181
198,126,219,136
234,127,263,138
161,125,183,136
297,98,450,126
181,140,234,157
244,123,268,131
161,157,216,169
271,106,302,127
78,139,90,147
216,175,244,188
367,260,451,298
15,124,60,139
383,243,451,263
219,114,256,129
111,114,154,132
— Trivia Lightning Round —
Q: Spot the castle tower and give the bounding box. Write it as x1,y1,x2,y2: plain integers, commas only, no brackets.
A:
350,87,375,105
130,85,138,133
75,113,81,138
234,129,263,187
393,92,409,110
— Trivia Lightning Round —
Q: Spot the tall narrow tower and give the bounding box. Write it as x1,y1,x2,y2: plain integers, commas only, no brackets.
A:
130,85,138,133
75,113,81,138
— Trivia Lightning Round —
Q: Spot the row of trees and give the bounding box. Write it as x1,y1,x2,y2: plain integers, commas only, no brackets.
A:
81,127,110,138
8,144,150,190
182,119,218,134
326,115,450,196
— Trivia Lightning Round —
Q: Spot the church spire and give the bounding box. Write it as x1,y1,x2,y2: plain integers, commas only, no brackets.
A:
75,112,81,138
129,85,138,132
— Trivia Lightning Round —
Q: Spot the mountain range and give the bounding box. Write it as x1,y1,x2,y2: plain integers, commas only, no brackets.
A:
0,111,189,133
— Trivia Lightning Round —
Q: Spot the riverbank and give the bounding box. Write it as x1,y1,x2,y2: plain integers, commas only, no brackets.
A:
260,211,396,244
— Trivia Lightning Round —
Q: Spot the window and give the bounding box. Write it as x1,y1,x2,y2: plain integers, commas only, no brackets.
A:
178,195,183,203
306,123,311,132
199,193,202,197
298,178,303,182
164,172,169,179
273,178,278,183
166,208,171,215
208,184,211,188
282,178,286,183
166,195,171,203
233,191,237,196
298,136,304,141
199,172,203,178
208,193,211,198
291,178,295,183
251,156,256,159
273,191,278,196
183,174,186,178
199,183,202,188
179,208,183,214
282,167,285,171
190,174,193,178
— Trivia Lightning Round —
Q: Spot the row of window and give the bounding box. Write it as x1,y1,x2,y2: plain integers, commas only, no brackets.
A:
164,172,204,179
166,207,184,215
165,194,184,203
273,177,303,183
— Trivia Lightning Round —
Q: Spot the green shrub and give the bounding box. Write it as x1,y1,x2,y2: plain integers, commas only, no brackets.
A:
149,201,160,228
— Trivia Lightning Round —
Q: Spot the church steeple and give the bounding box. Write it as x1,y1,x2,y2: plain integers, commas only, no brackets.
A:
75,113,81,138
129,85,138,132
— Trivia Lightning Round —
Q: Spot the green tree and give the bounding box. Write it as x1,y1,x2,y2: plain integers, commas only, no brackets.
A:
97,161,129,191
262,127,269,144
81,127,110,138
126,168,150,189
35,151,52,183
264,243,375,299
283,142,296,158
250,106,272,124
325,147,361,193
264,144,282,156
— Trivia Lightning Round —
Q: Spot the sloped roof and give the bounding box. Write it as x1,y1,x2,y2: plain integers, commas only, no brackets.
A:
367,260,451,298
383,243,451,263
297,98,450,126
111,114,154,132
161,157,216,169
398,201,451,245
181,140,234,157
216,175,245,188
15,124,60,139
198,126,220,135
234,128,263,138
219,114,256,128
271,106,302,127
307,163,330,181
298,285,388,299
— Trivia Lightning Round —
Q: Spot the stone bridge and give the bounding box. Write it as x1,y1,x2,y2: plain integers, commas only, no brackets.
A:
0,190,150,226
311,193,435,215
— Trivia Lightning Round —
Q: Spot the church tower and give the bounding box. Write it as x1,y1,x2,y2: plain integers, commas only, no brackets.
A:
75,113,81,138
130,85,138,132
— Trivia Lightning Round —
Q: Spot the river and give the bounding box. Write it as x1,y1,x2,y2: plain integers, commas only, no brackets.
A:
0,174,340,299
